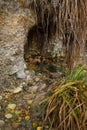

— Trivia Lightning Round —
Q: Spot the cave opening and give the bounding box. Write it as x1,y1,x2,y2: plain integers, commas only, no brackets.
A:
23,0,87,72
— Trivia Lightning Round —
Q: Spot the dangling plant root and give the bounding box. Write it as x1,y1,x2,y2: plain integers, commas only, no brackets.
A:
24,0,87,70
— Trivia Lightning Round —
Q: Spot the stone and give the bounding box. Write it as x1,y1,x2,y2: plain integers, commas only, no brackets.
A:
27,100,33,105
20,82,28,88
45,125,49,129
28,70,35,76
26,75,33,82
29,86,38,93
5,113,13,119
0,96,2,100
0,106,1,111
37,126,42,130
26,75,35,86
7,103,16,110
39,84,46,91
35,77,40,82
17,70,26,79
13,87,22,94
25,70,30,75
12,123,20,129
0,120,5,127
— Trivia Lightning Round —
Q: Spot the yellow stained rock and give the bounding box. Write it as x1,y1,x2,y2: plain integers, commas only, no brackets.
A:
27,100,33,105
0,96,2,100
37,126,42,130
5,113,13,119
32,122,38,128
12,123,20,129
10,109,15,113
7,104,16,110
25,116,30,120
13,87,22,94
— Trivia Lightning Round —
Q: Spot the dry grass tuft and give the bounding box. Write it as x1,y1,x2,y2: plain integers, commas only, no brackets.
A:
42,65,87,130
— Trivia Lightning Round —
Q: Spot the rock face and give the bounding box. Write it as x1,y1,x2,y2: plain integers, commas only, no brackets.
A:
0,0,86,89
0,0,36,88
0,0,63,89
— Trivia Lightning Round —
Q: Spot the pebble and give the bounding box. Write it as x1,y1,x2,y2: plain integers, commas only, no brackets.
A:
25,70,30,75
5,113,13,119
20,82,28,90
0,120,5,127
35,77,40,82
27,100,33,105
45,125,49,129
10,61,26,76
12,123,20,129
37,126,42,130
29,86,38,93
26,75,32,81
0,96,2,100
21,82,27,87
17,70,26,79
39,84,46,91
28,70,35,76
13,87,22,94
7,103,16,110
0,106,1,111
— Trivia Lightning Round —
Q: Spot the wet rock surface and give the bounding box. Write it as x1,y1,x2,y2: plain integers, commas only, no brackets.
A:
0,0,35,89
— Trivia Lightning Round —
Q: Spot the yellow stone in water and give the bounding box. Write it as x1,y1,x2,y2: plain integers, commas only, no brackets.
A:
10,109,15,113
12,123,20,129
27,100,33,105
5,113,13,119
13,87,22,94
32,122,38,128
7,104,16,110
25,116,30,120
37,126,42,130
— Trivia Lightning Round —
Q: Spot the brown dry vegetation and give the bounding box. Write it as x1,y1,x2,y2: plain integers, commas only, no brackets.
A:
22,0,87,70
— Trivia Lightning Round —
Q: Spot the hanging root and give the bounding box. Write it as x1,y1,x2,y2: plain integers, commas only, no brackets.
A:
23,0,87,70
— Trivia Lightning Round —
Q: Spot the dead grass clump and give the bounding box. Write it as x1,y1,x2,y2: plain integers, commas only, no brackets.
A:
42,66,87,130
